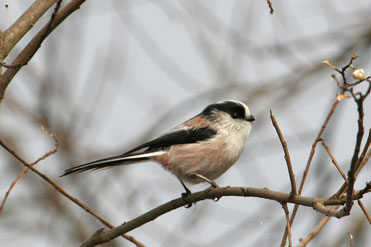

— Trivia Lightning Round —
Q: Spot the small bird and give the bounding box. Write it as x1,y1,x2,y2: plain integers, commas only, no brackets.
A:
61,100,255,194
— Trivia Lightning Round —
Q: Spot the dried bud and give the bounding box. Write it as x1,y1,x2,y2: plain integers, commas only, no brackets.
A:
322,60,336,70
352,69,365,80
336,93,352,101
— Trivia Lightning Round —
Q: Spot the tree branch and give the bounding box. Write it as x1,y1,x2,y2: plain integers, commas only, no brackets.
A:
81,185,370,247
0,138,145,247
0,0,56,57
0,0,87,103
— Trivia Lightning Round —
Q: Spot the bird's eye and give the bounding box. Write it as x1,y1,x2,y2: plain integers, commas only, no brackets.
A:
231,112,238,119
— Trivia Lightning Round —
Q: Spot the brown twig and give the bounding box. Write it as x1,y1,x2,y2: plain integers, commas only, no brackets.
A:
297,210,334,247
356,128,371,171
270,110,297,196
319,138,348,183
357,199,371,224
281,203,292,247
0,126,59,213
266,0,274,15
0,139,145,247
348,232,353,247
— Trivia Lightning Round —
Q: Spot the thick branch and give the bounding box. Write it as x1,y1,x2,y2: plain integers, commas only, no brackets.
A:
0,0,87,102
81,186,369,247
1,0,56,57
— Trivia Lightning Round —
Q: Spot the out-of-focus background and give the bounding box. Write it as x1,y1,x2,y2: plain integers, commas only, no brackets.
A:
0,1,370,246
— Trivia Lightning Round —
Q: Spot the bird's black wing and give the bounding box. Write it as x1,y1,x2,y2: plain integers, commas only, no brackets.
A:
125,126,217,154
61,126,217,177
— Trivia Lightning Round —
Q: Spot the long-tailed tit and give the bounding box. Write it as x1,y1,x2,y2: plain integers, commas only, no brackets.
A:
61,100,255,194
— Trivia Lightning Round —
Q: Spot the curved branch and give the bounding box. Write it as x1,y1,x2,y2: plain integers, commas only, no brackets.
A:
81,185,369,247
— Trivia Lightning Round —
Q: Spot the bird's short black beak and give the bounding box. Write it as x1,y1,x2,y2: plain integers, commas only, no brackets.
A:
246,115,256,122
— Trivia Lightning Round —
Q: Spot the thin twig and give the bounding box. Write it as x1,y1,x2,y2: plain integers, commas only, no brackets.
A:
348,232,353,247
266,0,274,15
297,210,334,247
0,139,145,247
357,199,371,224
281,203,292,247
319,138,348,183
0,126,59,213
270,110,297,196
356,128,371,170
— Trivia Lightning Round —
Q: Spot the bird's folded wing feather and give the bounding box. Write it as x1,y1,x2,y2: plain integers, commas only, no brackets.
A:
61,126,217,176
124,126,217,154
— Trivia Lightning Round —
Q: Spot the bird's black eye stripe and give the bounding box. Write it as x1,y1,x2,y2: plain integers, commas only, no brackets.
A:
202,101,245,120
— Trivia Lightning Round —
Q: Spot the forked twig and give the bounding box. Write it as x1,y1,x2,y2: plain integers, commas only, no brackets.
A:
283,55,371,246
0,126,59,213
0,139,145,247
280,98,340,247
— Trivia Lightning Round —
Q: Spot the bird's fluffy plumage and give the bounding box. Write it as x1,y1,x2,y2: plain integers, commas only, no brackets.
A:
61,100,255,189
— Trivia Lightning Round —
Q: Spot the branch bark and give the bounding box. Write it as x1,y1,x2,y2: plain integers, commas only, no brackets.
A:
1,0,56,57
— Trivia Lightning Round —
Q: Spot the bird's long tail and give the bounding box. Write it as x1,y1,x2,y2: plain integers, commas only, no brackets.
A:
60,150,165,176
